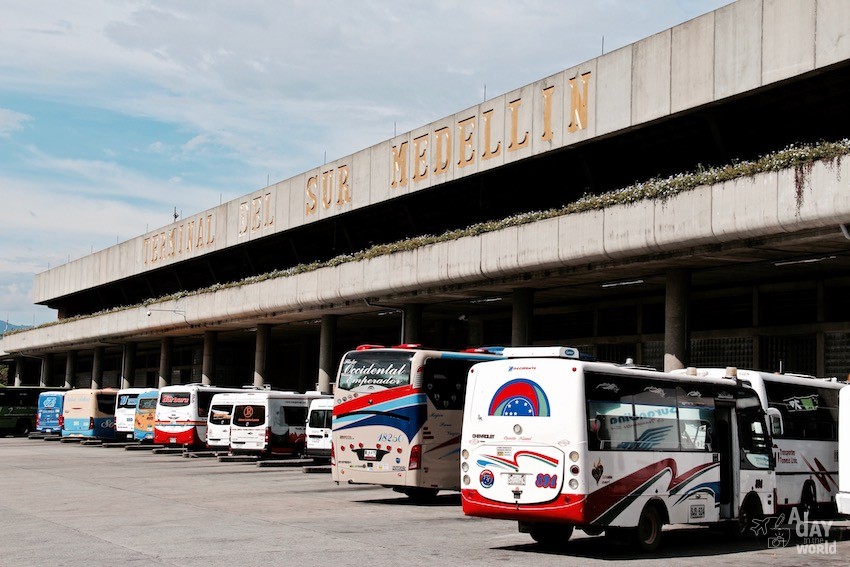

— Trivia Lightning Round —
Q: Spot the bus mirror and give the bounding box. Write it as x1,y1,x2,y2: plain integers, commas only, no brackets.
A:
766,407,783,436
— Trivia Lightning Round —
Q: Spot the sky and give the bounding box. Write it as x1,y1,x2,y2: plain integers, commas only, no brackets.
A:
0,0,732,327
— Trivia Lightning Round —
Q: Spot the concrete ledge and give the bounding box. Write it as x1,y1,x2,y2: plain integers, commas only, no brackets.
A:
183,451,224,458
257,458,314,468
218,454,258,463
302,465,331,474
27,433,45,440
125,444,163,451
43,435,62,442
101,442,138,448
80,440,103,446
152,447,186,455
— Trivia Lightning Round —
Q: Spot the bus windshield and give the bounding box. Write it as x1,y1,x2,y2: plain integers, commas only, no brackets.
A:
160,392,191,407
337,351,414,393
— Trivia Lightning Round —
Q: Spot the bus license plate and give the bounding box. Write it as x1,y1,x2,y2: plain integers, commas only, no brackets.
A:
508,474,525,486
363,449,377,460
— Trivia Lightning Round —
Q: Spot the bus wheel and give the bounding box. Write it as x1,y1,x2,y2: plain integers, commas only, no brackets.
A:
14,419,31,437
635,505,663,552
799,483,817,520
582,525,604,536
737,495,764,538
529,523,573,548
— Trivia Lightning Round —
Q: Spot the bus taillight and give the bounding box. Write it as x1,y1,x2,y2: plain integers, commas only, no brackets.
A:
409,444,422,470
88,418,94,431
264,427,270,446
58,415,64,429
36,413,40,428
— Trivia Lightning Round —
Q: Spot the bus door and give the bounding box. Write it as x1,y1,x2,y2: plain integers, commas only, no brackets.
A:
714,402,736,519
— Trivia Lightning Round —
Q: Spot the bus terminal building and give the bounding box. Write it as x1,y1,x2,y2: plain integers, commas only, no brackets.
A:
4,0,850,392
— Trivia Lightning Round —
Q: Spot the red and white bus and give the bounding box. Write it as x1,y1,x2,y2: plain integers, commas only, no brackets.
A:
675,367,844,517
461,347,776,551
154,384,245,447
332,345,502,501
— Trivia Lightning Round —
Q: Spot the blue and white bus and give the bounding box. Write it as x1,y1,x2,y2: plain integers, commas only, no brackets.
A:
36,391,66,434
61,388,118,440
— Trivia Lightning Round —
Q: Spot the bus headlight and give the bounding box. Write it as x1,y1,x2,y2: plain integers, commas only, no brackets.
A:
570,465,580,475
513,424,522,435
463,475,471,486
569,479,579,490
569,451,579,462
461,449,469,459
461,462,469,472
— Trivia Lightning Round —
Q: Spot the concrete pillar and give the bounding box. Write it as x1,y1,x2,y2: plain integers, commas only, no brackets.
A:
64,351,77,389
91,347,105,389
202,331,217,385
253,324,271,389
299,335,311,393
511,288,534,346
664,269,691,372
121,342,137,389
403,304,423,344
158,337,173,388
39,355,54,387
318,315,337,394
14,356,24,386
467,315,485,347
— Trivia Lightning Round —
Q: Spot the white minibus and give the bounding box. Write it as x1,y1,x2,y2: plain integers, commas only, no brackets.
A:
206,392,242,451
306,397,333,460
230,391,327,456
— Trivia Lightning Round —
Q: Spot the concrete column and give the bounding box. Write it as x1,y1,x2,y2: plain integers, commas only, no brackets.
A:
511,288,534,346
253,324,271,389
202,331,217,385
158,337,173,388
467,315,484,347
39,355,54,387
14,356,24,386
64,351,77,389
91,347,105,389
318,315,337,394
664,269,691,372
403,304,423,344
121,342,137,389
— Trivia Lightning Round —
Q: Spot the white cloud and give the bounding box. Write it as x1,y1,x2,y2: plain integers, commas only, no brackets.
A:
0,108,32,137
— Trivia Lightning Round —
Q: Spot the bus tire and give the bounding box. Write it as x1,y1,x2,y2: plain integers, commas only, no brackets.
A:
635,505,663,552
799,482,817,520
582,525,604,536
14,419,32,437
737,494,764,538
529,523,573,548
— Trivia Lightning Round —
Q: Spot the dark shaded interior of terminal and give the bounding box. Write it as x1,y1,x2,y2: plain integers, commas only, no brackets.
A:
9,60,850,388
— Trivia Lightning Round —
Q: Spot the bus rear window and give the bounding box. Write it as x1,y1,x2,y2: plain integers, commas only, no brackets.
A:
160,392,191,407
308,409,331,429
233,405,265,427
117,394,139,409
138,398,157,410
337,352,413,392
97,394,117,414
209,405,233,425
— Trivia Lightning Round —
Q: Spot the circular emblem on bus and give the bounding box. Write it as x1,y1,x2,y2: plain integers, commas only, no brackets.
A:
488,379,550,417
480,469,495,489
244,406,254,418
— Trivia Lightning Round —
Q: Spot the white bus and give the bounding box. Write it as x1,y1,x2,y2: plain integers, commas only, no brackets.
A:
230,391,329,456
332,345,501,501
676,367,844,516
460,347,776,551
206,392,242,451
306,397,333,460
154,384,245,447
114,387,158,440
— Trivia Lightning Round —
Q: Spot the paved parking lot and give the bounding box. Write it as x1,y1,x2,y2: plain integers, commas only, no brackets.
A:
1,436,849,567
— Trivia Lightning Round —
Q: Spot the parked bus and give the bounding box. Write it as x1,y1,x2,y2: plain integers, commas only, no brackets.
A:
460,347,775,551
154,384,245,447
61,388,118,440
230,391,329,456
206,392,242,451
36,391,66,435
115,387,158,440
332,345,502,500
0,386,55,436
133,389,159,442
675,367,844,516
306,397,333,460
